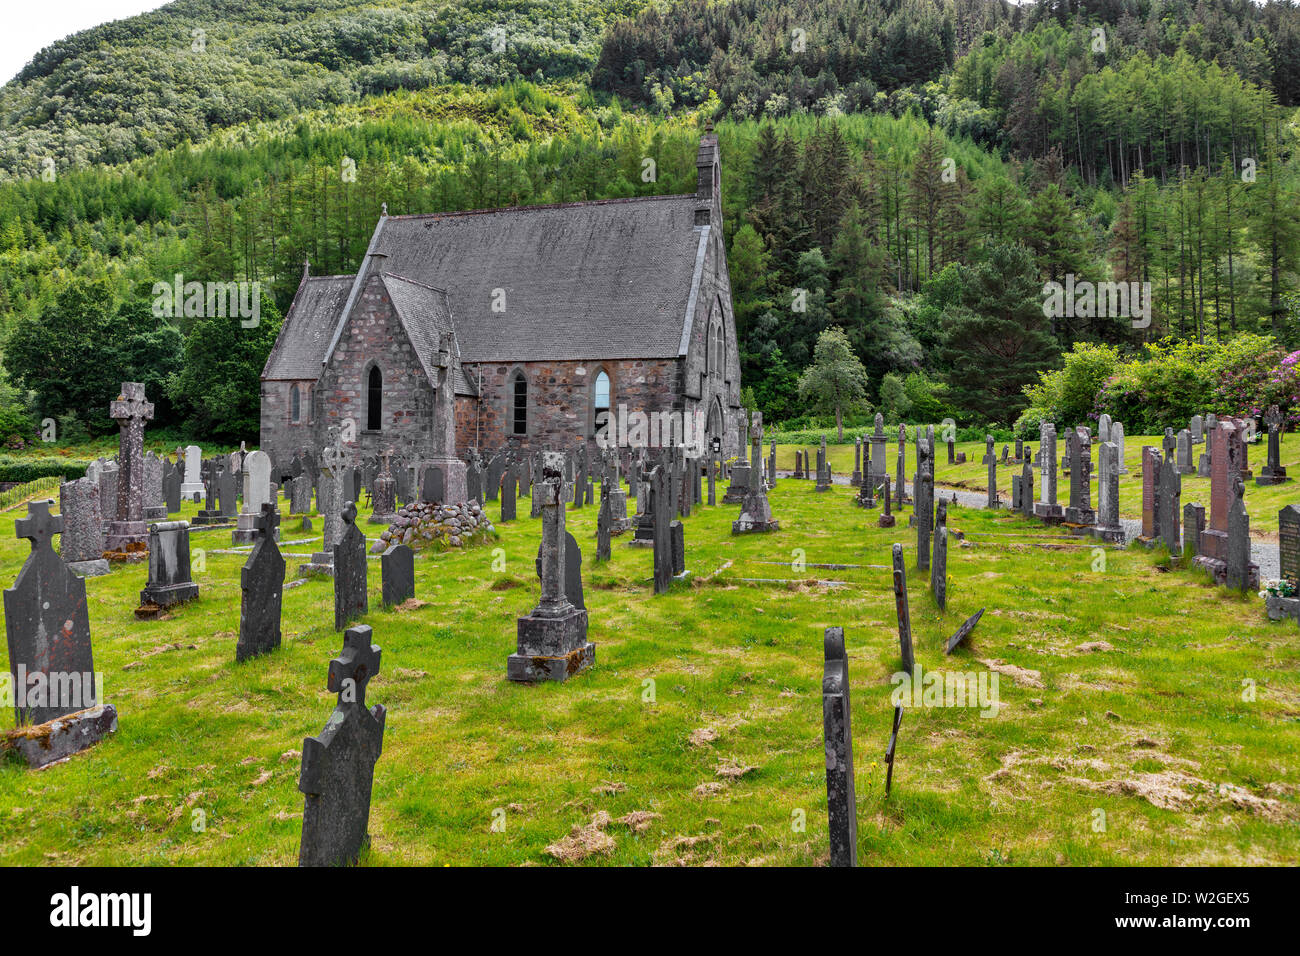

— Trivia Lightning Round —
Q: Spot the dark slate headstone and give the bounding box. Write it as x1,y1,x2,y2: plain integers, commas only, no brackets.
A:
500,465,517,523
1226,476,1253,592
652,467,673,594
892,543,914,676
138,520,200,610
596,480,612,561
822,626,857,868
381,543,415,607
298,625,386,867
930,499,948,611
163,458,182,514
670,520,685,577
421,466,445,504
217,465,239,519
4,501,99,725
237,504,285,662
1280,506,1300,589
1184,502,1206,559
333,502,368,631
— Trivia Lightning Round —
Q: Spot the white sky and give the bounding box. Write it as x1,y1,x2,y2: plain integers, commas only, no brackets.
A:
1,0,173,84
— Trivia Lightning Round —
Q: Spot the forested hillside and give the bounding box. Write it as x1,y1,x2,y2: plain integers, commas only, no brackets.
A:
0,0,1297,442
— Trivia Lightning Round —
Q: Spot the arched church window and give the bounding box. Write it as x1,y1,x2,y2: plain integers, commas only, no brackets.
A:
512,372,528,436
367,366,382,431
593,370,611,436
290,384,301,423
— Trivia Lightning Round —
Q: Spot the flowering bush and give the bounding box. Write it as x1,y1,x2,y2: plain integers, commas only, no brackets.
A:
1213,346,1300,426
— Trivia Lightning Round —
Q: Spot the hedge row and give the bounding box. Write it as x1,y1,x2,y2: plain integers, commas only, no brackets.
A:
0,458,88,483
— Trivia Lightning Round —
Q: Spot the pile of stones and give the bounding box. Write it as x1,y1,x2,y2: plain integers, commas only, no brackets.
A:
372,499,494,552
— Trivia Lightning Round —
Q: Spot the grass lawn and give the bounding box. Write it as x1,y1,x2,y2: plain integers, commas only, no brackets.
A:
0,477,1296,865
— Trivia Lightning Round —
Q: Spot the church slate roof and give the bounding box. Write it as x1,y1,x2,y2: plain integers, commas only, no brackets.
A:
378,273,476,396
340,193,707,363
262,275,352,380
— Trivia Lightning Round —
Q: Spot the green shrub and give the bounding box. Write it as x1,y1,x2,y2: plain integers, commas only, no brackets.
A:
0,457,87,482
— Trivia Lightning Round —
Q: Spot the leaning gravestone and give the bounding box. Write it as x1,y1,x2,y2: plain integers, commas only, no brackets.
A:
508,474,593,682
137,521,200,613
381,543,414,607
237,504,285,662
3,501,117,767
822,626,857,868
333,503,368,631
59,477,109,577
298,625,386,867
892,543,914,676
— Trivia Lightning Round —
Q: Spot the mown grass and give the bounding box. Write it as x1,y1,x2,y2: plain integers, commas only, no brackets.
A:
0,475,1296,866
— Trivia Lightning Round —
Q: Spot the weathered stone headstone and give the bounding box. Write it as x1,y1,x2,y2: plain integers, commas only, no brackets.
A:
914,441,933,571
1257,405,1290,485
1175,429,1195,476
1225,476,1254,592
236,504,285,662
1019,459,1035,519
596,479,612,561
1033,423,1063,522
298,625,386,867
333,502,368,630
870,415,887,482
369,452,397,525
58,478,109,577
1139,446,1160,543
4,501,105,730
1092,441,1124,543
1157,451,1182,555
892,543,914,676
652,467,673,593
983,435,998,509
851,438,863,487
1064,427,1095,526
216,462,239,519
508,475,593,682
137,520,200,611
381,543,414,608
931,499,948,610
104,383,154,554
671,519,686,578
1183,502,1206,558
822,626,857,868
143,451,166,521
1098,413,1112,443
878,478,895,527
1112,422,1127,473
163,455,182,514
1195,420,1259,588
1190,414,1204,445
291,472,313,515
815,435,831,492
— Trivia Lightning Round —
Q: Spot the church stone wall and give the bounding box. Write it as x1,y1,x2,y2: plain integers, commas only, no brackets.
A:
260,379,317,469
314,276,438,461
459,358,684,457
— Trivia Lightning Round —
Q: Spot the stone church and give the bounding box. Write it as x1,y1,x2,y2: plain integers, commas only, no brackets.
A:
260,127,742,468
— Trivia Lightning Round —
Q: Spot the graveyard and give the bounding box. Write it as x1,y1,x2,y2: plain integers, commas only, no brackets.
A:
0,430,1296,866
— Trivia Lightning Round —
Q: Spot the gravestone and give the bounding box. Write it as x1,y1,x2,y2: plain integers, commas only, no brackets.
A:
485,453,505,502
466,460,483,505
1092,441,1125,543
732,450,780,534
1064,427,1095,526
878,479,896,527
216,462,239,519
1139,446,1160,544
104,383,154,554
1157,451,1182,555
1183,502,1206,558
298,625,386,867
333,503,368,630
892,543,914,676
652,467,673,593
180,444,204,499
300,443,345,578
237,504,285,662
1098,413,1112,442
1175,429,1195,476
1268,505,1300,621
931,499,948,610
816,436,831,492
137,520,200,611
1014,437,1025,463
1112,422,1127,473
854,465,875,508
500,463,518,523
870,415,888,482
535,530,585,613
233,450,273,544
5,501,101,726
1256,405,1290,485
163,455,182,514
1195,420,1242,581
982,435,999,509
767,439,777,488
913,442,933,571
381,543,414,608
143,451,166,521
671,520,686,578
58,478,109,577
851,438,863,487
291,473,313,515
596,479,612,561
895,425,910,506
421,465,446,505
1033,423,1064,522
508,475,594,682
370,451,397,524
822,626,857,868
1019,458,1034,519
1190,414,1204,445
1225,476,1255,592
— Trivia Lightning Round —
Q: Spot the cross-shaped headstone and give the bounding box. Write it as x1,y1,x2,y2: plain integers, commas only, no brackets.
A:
254,501,280,540
327,624,382,708
15,499,61,553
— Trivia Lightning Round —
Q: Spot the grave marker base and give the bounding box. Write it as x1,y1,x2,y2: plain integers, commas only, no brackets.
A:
4,704,118,769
